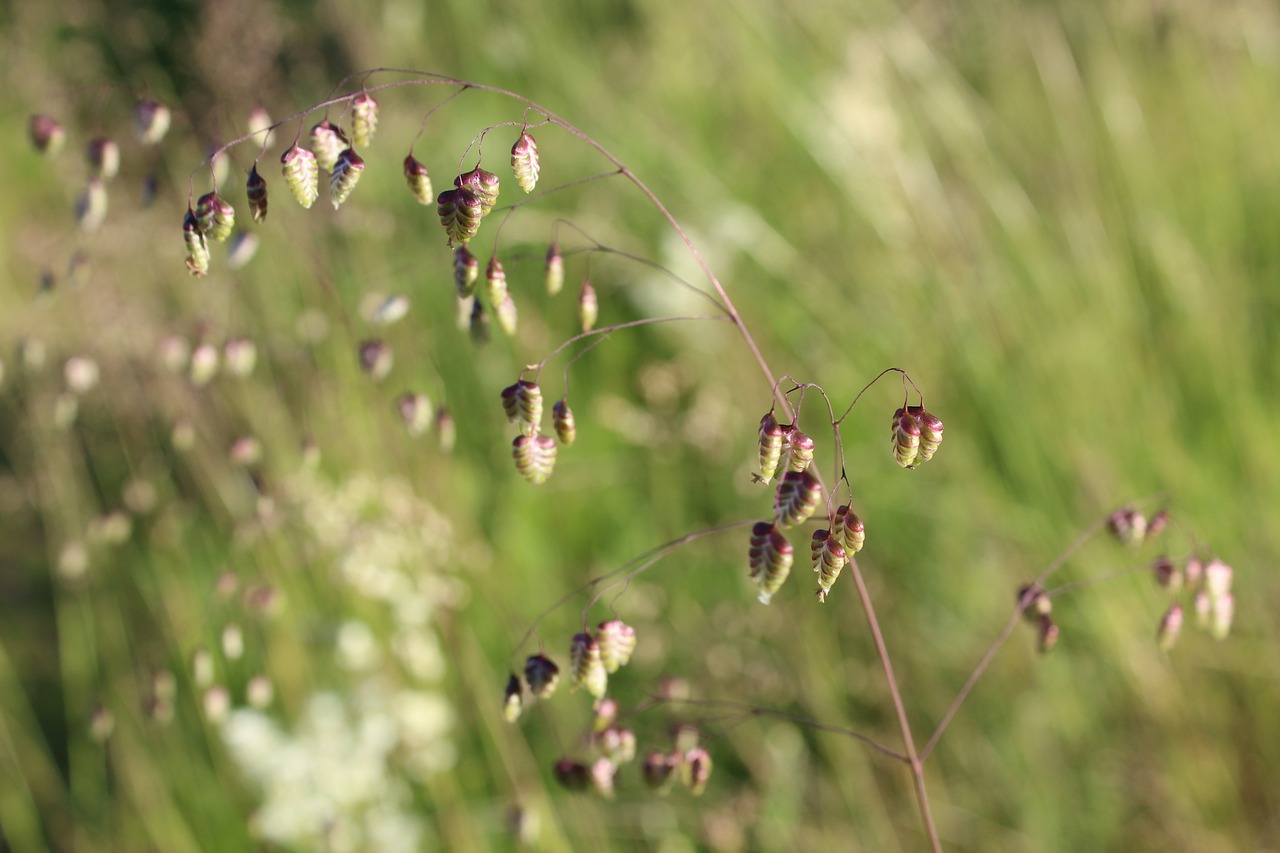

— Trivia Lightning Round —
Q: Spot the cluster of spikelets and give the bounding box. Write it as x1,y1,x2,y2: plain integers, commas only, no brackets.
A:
500,379,577,484
30,99,171,237
1019,507,1236,654
748,403,942,604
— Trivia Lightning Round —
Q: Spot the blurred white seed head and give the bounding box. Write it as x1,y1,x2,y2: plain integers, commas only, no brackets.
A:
57,540,89,583
222,623,245,660
223,338,258,377
189,343,219,386
203,685,231,722
229,436,264,467
122,478,157,514
64,356,100,393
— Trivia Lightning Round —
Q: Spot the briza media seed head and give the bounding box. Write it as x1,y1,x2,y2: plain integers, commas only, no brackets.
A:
436,406,457,452
454,247,480,297
756,526,793,604
1017,583,1052,621
182,208,210,276
309,119,348,172
545,243,564,295
1152,555,1181,590
642,751,677,792
747,520,774,581
596,726,636,764
553,759,591,792
552,399,576,446
1157,604,1183,651
329,148,364,209
29,115,65,156
195,191,236,242
773,469,821,528
594,698,620,732
892,407,922,468
246,165,268,223
579,279,598,332
351,92,379,149
86,137,120,180
486,257,509,305
280,144,319,208
1037,614,1060,653
357,339,393,381
757,412,784,483
503,674,523,722
76,180,108,232
786,428,815,473
403,154,433,205
499,380,542,435
570,632,607,698
511,130,540,193
591,758,618,799
832,505,865,554
524,653,560,698
681,747,713,796
455,167,500,215
910,405,944,463
1106,507,1147,546
1204,559,1232,599
495,294,519,336
396,393,433,436
512,434,557,484
1147,509,1169,537
133,98,171,145
596,620,636,673
1210,593,1234,640
436,188,483,246
813,530,848,602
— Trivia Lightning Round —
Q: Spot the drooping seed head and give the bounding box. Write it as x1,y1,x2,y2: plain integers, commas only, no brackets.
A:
182,208,210,276
814,533,848,603
595,726,637,764
436,406,457,453
29,115,65,156
403,153,434,205
223,338,257,377
351,92,379,149
1157,604,1183,651
681,747,713,796
593,697,620,732
1147,509,1169,537
579,279,598,332
511,130,540,193
596,620,637,673
892,407,922,468
503,674,523,722
1204,559,1233,599
773,469,822,528
133,98,171,145
757,527,794,604
747,521,774,581
1106,507,1147,546
76,179,108,232
329,148,365,209
494,293,519,336
569,632,607,698
454,246,480,297
642,751,677,791
357,339,393,381
786,428,815,473
501,382,521,423
309,119,348,172
553,758,591,792
512,380,543,435
512,434,557,484
524,653,560,698
1151,555,1182,590
86,137,120,180
486,257,509,305
396,392,433,436
280,144,319,208
454,167,500,215
590,758,618,799
195,191,235,242
911,405,944,463
757,412,784,483
552,399,577,446
1037,614,1060,653
1184,556,1204,589
833,505,865,554
436,187,483,246
1210,593,1234,640
246,165,268,223
1017,583,1052,620
545,243,564,295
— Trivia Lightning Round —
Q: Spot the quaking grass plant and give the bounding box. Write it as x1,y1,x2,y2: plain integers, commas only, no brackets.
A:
17,67,1236,850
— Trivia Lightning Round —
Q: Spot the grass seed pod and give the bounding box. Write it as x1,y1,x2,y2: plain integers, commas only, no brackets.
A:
511,130,540,193
404,154,433,205
246,165,268,223
280,144,319,208
329,148,365,209
351,92,379,149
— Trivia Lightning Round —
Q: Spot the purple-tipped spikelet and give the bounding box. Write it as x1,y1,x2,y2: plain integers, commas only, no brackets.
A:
246,165,268,223
511,130,540,193
86,137,120,180
503,674,523,722
810,529,830,572
351,93,379,149
892,407,923,468
358,339,393,381
1037,614,1060,653
1106,507,1147,546
183,208,210,276
911,406,944,463
590,758,618,799
396,393,433,436
773,469,822,528
545,243,565,295
681,747,713,796
1157,604,1183,651
329,148,364,209
594,698,620,732
596,726,637,764
500,382,521,423
832,505,865,554
495,294,519,336
1152,555,1181,590
436,188,483,246
642,751,677,792
309,119,348,172
280,144,319,208
403,154,434,205
512,434,557,484
747,521,774,581
553,758,591,792
786,428,815,473
195,191,236,242
570,632,608,698
515,380,544,435
758,412,784,483
454,247,480,297
134,99,171,145
813,531,848,603
486,257,509,305
579,279,598,332
76,179,108,231
524,654,560,698
553,399,577,446
436,406,457,453
29,115,65,156
1017,583,1052,621
757,526,794,604
1147,509,1169,537
455,167,500,216
596,620,637,673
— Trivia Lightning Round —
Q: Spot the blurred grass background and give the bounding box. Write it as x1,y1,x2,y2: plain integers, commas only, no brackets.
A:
1,0,1277,850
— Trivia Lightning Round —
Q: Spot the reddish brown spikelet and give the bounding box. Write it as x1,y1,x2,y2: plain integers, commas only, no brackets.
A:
183,208,210,276
246,165,268,223
833,505,865,554
1157,604,1183,651
911,405,944,463
511,130,540,193
86,137,120,179
1037,614,1060,653
29,115,65,156
486,256,509,305
642,751,677,792
524,654,560,698
329,148,365,209
454,246,480,297
773,469,821,528
1017,583,1052,621
553,399,577,446
454,167,500,215
1106,507,1147,546
134,98,171,145
436,188,483,246
195,191,236,242
512,434,557,484
747,521,774,581
500,380,543,436
351,92,379,149
280,144,319,208
757,526,793,604
813,531,847,603
786,428,815,473
758,412,784,483
892,407,922,468
310,119,348,172
403,154,434,205
545,243,565,295
553,758,591,792
681,747,713,796
569,632,607,698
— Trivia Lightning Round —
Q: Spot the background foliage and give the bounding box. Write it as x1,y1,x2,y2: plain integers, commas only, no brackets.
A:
1,0,1277,850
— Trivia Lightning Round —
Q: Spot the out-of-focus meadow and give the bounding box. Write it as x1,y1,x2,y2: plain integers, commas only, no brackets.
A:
1,0,1277,850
